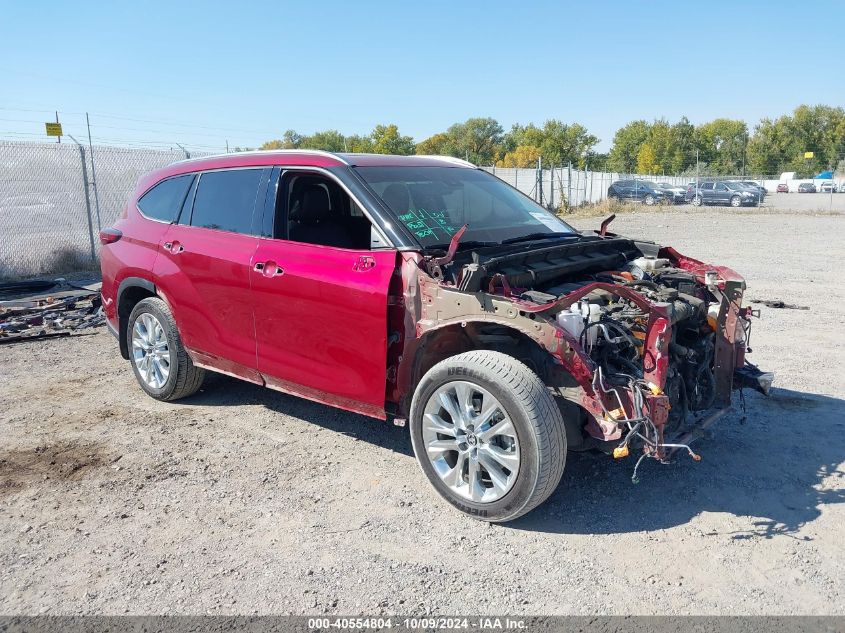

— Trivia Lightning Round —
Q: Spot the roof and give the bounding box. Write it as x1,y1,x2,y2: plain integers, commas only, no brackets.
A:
137,150,475,192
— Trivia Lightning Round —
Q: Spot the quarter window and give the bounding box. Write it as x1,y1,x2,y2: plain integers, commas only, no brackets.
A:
138,174,194,222
190,169,263,234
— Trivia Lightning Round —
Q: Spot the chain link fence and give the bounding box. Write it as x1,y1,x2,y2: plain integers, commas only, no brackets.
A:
1,141,823,279
0,141,213,279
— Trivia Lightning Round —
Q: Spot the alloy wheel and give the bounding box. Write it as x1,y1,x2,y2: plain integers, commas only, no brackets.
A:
421,380,520,503
131,313,171,389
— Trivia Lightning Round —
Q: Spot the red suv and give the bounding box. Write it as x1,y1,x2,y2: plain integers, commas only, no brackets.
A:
101,151,771,521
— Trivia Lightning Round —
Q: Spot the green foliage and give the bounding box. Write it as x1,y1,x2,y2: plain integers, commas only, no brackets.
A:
257,104,843,177
371,124,414,155
261,124,412,155
415,132,454,156
444,117,504,164
505,120,598,167
608,120,650,173
497,145,542,168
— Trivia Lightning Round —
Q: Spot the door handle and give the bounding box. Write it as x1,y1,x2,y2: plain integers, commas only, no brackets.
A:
163,241,184,254
254,261,284,277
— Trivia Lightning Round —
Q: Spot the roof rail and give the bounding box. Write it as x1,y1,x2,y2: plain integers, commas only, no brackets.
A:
415,155,476,168
172,149,349,165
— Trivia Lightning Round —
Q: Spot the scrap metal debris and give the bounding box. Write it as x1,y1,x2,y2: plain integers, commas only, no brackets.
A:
0,281,104,344
752,299,809,310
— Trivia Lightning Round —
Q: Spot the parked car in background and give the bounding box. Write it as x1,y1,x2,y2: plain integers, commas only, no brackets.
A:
798,183,817,193
653,182,687,204
99,150,769,522
819,181,838,193
607,180,665,205
738,181,767,197
776,183,789,193
685,180,760,207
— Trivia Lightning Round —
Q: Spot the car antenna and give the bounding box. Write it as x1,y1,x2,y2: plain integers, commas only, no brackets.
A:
599,214,616,237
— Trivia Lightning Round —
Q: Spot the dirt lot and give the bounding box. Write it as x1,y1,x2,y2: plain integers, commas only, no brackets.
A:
1,209,843,616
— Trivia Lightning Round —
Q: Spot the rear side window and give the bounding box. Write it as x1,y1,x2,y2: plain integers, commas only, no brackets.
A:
138,174,194,222
190,169,263,234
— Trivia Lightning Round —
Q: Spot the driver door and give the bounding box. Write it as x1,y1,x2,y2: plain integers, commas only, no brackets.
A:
250,169,398,419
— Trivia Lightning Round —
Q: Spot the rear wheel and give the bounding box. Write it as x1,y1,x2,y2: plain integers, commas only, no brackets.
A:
127,297,205,401
692,195,703,207
644,194,655,206
730,195,741,207
409,351,566,522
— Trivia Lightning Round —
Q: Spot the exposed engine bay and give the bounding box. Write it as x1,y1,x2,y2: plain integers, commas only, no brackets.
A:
415,222,773,481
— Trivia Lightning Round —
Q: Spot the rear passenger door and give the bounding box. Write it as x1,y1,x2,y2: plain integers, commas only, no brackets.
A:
153,167,269,383
699,182,715,203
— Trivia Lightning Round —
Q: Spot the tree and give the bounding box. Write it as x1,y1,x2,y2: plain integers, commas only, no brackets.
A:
415,132,454,156
497,145,542,168
260,129,302,150
504,120,598,167
636,143,659,174
300,129,347,152
669,117,697,173
608,120,650,173
371,124,415,155
696,118,748,174
444,117,504,164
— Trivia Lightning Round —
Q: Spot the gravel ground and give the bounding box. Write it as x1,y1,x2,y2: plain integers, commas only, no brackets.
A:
1,210,843,616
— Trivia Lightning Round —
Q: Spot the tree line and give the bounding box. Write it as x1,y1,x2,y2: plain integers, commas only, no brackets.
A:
260,104,845,177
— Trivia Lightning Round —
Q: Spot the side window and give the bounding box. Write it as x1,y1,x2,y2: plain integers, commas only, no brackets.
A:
278,172,374,250
190,169,263,234
701,182,714,191
137,174,194,222
715,183,728,191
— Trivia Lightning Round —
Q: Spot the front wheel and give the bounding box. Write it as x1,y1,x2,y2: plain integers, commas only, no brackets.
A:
409,351,566,522
644,194,655,206
730,195,741,207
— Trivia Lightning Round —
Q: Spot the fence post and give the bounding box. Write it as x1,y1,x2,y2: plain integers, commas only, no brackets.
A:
567,161,572,207
69,138,97,263
537,157,543,205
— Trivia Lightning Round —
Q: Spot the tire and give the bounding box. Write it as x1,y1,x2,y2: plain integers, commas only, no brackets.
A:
730,195,741,207
127,297,205,401
409,351,566,522
692,195,703,207
644,194,655,206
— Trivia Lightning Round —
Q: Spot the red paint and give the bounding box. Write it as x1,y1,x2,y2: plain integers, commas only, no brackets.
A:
153,224,262,383
251,239,396,416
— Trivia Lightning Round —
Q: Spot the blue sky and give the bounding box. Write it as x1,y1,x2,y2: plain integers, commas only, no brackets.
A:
1,0,843,152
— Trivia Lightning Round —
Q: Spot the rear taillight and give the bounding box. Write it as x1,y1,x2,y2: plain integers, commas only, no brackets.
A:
99,227,122,244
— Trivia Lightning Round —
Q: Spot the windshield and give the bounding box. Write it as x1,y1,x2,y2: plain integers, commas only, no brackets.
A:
355,166,575,248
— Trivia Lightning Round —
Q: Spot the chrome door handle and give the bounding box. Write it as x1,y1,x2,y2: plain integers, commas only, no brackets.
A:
164,241,184,254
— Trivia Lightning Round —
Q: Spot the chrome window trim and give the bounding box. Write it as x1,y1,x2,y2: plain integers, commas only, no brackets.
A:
271,165,395,249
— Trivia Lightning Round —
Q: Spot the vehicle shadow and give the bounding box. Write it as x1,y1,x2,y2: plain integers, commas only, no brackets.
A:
181,377,843,537
511,388,845,538
179,373,415,457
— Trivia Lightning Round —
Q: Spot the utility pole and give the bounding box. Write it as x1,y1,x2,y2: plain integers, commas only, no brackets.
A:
85,113,102,230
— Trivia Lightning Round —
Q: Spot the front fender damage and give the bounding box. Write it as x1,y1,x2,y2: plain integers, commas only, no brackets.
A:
390,235,772,484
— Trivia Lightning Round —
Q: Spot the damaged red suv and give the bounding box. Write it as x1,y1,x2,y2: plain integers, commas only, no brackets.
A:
100,151,772,522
